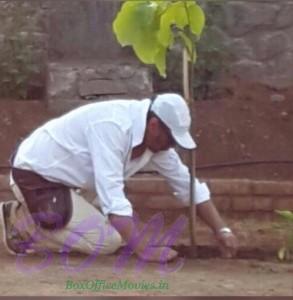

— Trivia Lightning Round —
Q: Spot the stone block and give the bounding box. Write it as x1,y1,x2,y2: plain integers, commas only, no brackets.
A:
126,176,172,195
251,181,293,196
208,179,251,195
253,32,289,61
212,196,232,212
273,198,293,210
229,38,254,60
223,2,279,37
232,196,254,212
0,191,14,201
48,62,152,102
229,59,266,82
0,174,10,191
252,197,273,212
275,2,293,29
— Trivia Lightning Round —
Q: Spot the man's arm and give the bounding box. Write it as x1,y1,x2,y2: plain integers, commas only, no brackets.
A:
109,214,178,262
197,200,238,257
87,123,177,262
148,149,238,257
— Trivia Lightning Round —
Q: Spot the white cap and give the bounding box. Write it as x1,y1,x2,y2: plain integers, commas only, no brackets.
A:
150,93,196,149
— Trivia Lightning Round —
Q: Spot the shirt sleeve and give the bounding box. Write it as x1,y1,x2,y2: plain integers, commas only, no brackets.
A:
147,149,210,205
86,121,133,216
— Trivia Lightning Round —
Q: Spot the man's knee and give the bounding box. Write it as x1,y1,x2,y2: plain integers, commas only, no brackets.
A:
95,229,122,255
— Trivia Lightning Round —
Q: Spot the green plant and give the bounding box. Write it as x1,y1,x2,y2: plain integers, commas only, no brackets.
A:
0,2,41,99
275,210,293,262
113,0,206,249
113,0,205,78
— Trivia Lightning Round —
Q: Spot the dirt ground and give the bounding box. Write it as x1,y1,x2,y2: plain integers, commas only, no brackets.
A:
0,204,292,296
0,250,292,296
0,79,293,296
194,79,293,181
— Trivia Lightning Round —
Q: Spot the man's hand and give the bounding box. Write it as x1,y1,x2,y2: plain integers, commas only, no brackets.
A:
216,230,238,258
196,201,238,258
109,214,178,263
136,246,178,262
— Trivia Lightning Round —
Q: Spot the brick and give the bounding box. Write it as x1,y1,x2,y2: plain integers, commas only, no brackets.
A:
212,196,232,211
252,197,273,211
0,174,10,191
208,179,251,195
252,181,293,196
273,197,293,210
0,191,14,202
129,193,183,210
126,175,172,194
232,196,254,211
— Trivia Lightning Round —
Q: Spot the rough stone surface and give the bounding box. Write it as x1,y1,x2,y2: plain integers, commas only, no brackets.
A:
273,197,293,210
275,2,293,29
1,174,293,212
2,0,293,99
270,94,285,103
252,197,273,212
211,1,293,89
229,38,254,60
47,62,152,104
223,2,279,37
232,196,254,212
0,1,49,99
229,60,266,82
253,32,289,61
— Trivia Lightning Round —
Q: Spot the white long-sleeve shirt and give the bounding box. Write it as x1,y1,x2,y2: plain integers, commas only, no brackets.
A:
14,98,210,216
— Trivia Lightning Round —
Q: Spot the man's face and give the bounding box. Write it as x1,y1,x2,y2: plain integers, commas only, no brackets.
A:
145,117,176,152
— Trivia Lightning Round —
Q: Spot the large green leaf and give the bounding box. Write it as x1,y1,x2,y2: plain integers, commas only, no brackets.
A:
157,2,188,47
113,0,205,77
186,1,205,37
113,1,161,64
153,46,167,77
178,31,197,62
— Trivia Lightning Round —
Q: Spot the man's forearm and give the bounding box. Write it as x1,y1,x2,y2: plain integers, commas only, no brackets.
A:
109,214,148,253
196,200,227,233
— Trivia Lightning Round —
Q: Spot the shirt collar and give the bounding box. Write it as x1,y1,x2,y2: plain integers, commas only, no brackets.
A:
131,98,151,148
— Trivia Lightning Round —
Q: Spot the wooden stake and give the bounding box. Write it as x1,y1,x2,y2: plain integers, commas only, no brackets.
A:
182,48,197,250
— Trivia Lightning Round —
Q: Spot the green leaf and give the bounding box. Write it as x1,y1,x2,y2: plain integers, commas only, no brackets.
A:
153,45,167,77
113,1,161,64
157,1,187,47
186,2,206,37
178,31,197,62
277,247,287,261
112,0,206,77
275,210,293,222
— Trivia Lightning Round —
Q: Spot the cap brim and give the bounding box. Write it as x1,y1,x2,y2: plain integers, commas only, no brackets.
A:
172,131,196,150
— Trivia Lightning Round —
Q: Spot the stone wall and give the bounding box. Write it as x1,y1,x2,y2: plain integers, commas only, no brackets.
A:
209,0,293,89
0,1,49,99
126,175,293,218
1,173,292,216
0,0,292,101
156,0,293,95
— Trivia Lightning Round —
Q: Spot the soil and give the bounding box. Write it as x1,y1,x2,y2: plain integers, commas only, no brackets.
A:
0,252,292,296
0,79,293,296
195,79,293,181
0,79,293,180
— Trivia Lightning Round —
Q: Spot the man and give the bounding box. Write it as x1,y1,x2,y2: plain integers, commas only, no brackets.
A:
0,93,237,262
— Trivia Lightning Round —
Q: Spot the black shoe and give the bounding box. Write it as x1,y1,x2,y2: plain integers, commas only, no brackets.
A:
0,201,34,255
